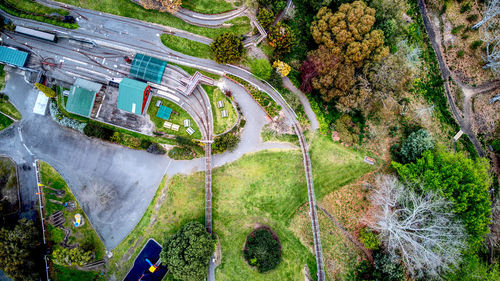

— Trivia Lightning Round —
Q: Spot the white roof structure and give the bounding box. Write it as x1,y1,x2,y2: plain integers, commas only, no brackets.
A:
33,91,49,115
221,110,228,118
184,119,190,127
217,100,224,108
186,127,195,135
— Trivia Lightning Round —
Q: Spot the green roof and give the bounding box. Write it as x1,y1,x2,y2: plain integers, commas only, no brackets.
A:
118,78,148,115
129,53,167,84
0,46,28,67
156,105,172,120
66,86,96,117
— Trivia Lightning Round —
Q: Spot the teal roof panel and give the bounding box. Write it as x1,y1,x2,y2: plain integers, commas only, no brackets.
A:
0,46,28,67
66,86,96,118
129,53,167,84
118,78,148,115
156,105,172,120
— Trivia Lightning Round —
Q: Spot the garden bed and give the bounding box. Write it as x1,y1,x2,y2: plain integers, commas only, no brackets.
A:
203,85,238,135
39,161,105,280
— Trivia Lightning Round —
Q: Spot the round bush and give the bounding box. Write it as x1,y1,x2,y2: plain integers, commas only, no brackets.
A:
243,227,281,273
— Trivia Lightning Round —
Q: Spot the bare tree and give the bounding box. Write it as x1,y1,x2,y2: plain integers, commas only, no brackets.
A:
473,0,500,29
139,0,182,14
479,20,500,72
369,175,467,279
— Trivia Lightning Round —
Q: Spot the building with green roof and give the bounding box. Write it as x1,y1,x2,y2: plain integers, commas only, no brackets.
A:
65,78,102,118
129,53,167,84
0,46,28,68
118,78,151,115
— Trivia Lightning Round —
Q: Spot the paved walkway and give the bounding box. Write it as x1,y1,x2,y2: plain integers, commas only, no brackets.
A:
282,77,320,130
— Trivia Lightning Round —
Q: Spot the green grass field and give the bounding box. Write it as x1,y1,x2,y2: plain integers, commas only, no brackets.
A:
203,85,237,135
0,101,21,120
181,0,234,14
39,161,106,280
0,114,13,131
108,132,376,280
147,96,202,139
56,0,251,39
5,0,69,16
161,34,212,59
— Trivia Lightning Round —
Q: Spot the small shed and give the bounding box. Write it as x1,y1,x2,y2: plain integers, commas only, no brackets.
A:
117,78,151,115
155,100,162,107
183,119,190,127
156,105,172,120
65,78,102,118
221,110,228,118
186,127,195,135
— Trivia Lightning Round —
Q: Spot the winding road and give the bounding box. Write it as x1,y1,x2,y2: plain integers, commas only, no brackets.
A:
0,1,326,280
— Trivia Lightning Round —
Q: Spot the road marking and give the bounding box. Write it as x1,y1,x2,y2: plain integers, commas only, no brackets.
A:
17,127,23,142
63,57,88,65
23,143,34,156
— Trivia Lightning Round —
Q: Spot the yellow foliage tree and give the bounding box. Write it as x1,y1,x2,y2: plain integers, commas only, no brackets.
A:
35,83,56,98
139,0,182,14
272,60,291,77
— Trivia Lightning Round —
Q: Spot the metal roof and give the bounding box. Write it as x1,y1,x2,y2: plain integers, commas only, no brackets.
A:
156,105,172,120
117,78,148,115
15,26,56,41
66,86,96,117
74,78,102,93
129,54,167,84
0,46,28,67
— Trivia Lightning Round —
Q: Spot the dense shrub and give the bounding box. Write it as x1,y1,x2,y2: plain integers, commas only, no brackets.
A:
146,143,166,154
243,227,281,273
212,133,239,154
51,247,93,267
210,33,244,64
400,129,434,163
83,123,114,140
346,251,404,281
359,227,380,250
257,8,274,31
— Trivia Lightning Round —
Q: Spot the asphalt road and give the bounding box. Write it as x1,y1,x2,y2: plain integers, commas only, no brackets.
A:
0,72,170,249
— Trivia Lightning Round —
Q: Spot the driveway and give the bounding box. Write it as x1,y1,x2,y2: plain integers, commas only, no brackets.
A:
0,72,170,249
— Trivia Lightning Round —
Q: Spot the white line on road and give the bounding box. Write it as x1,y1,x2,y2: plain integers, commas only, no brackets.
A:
63,56,88,65
17,126,23,142
23,143,34,156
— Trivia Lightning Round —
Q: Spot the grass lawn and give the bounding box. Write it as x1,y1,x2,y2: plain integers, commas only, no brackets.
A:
170,63,221,80
0,157,19,215
56,0,251,39
4,0,69,16
107,175,205,280
39,161,106,280
181,0,234,14
161,34,212,59
203,85,237,135
108,132,376,280
261,126,299,146
147,96,202,139
0,101,21,120
0,114,13,131
51,264,105,281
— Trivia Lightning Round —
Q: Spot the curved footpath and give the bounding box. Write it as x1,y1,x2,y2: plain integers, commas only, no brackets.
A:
1,3,326,279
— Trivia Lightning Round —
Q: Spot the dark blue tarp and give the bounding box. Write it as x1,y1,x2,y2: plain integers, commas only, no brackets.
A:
124,239,168,281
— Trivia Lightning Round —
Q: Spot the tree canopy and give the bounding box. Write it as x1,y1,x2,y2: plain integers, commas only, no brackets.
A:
210,33,244,64
393,150,492,250
243,228,281,272
268,22,295,56
139,0,182,14
304,1,388,111
35,83,55,98
399,129,435,163
160,221,214,281
0,219,41,281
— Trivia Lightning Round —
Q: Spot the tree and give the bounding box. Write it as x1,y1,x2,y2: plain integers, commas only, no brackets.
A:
139,0,182,14
472,0,500,29
369,175,467,278
393,150,492,250
267,22,295,56
307,1,388,110
250,58,272,80
310,2,388,66
52,247,93,267
0,219,41,281
478,17,500,72
160,221,214,281
210,33,244,64
399,129,434,163
272,60,291,77
35,83,56,98
212,133,239,153
359,227,380,250
444,254,500,281
257,8,274,31
243,228,281,272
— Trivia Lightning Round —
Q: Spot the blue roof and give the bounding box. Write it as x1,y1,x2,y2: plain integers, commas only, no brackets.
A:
118,78,148,115
0,46,28,67
156,105,172,120
129,54,167,84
